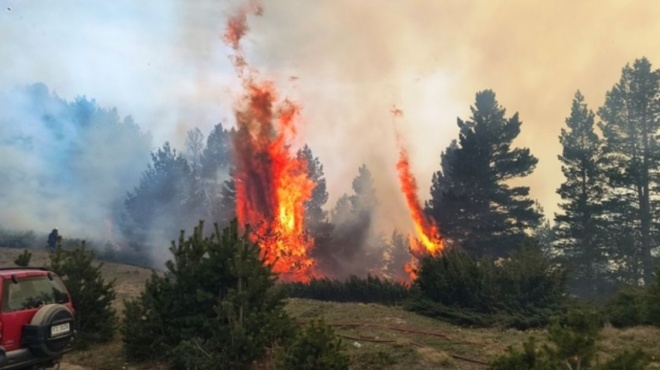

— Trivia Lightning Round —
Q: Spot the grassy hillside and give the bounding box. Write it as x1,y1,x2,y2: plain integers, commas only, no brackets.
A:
2,247,660,369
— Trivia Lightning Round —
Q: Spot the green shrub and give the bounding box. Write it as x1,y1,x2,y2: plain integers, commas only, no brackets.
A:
605,286,648,327
415,249,497,312
121,272,170,362
285,275,411,306
489,309,649,370
489,337,555,370
277,319,349,370
412,245,567,328
14,249,32,267
48,242,117,347
121,220,296,369
545,309,602,369
605,267,660,328
0,229,37,248
600,349,650,370
645,269,660,327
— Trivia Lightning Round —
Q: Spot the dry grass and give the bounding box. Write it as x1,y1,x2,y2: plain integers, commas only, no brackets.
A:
2,246,660,369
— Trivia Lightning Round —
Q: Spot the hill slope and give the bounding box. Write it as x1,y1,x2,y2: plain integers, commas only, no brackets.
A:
2,247,660,369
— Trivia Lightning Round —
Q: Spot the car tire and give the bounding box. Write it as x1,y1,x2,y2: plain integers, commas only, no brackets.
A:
22,304,75,358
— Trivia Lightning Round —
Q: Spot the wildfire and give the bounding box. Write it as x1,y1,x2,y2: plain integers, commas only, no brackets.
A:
392,109,444,277
224,5,316,282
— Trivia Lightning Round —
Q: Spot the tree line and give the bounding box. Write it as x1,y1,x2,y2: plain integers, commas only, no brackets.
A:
1,57,659,298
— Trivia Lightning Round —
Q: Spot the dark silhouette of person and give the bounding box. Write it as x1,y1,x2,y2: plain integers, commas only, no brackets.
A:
47,228,59,252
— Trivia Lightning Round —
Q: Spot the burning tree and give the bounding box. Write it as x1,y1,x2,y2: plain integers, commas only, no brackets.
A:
224,5,317,282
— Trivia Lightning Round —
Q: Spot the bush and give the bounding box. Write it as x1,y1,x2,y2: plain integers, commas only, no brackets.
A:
605,267,660,328
489,337,555,370
600,349,650,370
412,245,567,328
285,275,412,306
121,220,296,369
0,229,37,248
48,242,117,347
489,309,649,370
121,272,170,362
14,249,32,267
545,309,602,369
645,269,660,327
277,319,350,370
605,286,648,327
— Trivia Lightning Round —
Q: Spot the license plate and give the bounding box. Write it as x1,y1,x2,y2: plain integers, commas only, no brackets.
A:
50,323,70,337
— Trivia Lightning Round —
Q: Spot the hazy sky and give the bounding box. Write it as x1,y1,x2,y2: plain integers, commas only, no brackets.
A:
2,0,660,232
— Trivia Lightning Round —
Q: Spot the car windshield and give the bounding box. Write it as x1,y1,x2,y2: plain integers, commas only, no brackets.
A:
1,275,70,312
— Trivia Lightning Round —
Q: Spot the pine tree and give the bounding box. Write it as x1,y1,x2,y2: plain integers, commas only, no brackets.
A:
350,164,378,213
49,242,117,347
210,172,237,229
296,144,329,227
123,142,191,243
184,127,205,174
121,220,294,368
555,91,608,297
201,123,235,229
385,230,412,282
14,249,32,267
200,123,234,179
427,90,542,257
317,165,380,278
183,128,209,224
598,57,660,285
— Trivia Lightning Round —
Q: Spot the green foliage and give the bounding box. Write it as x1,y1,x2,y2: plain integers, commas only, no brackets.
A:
605,267,660,328
202,123,236,229
120,271,171,362
14,249,32,267
598,57,660,285
426,90,542,257
490,309,649,370
545,309,603,369
297,144,329,227
285,275,412,306
606,286,648,327
645,269,660,326
415,249,496,312
489,337,555,370
600,349,650,370
0,229,37,249
411,246,566,328
48,242,117,347
554,90,609,298
384,230,413,282
277,319,350,370
123,142,193,244
121,220,296,369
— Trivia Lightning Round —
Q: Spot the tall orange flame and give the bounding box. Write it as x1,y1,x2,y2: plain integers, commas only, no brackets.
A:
392,109,444,277
224,4,316,282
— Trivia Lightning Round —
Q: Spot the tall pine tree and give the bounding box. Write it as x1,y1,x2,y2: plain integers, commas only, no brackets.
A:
426,90,542,257
124,142,192,244
555,91,608,297
201,123,235,228
598,57,660,285
296,144,329,227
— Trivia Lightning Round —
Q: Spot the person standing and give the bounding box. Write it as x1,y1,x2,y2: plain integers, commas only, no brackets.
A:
47,228,59,252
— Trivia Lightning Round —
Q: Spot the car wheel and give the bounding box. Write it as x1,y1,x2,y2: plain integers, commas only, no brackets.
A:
22,304,75,358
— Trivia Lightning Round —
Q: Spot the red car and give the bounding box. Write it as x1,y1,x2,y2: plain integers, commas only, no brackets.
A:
0,267,75,369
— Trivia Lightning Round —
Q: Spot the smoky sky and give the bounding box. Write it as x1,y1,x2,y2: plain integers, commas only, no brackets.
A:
2,0,660,234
